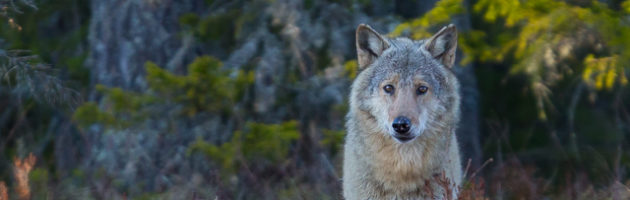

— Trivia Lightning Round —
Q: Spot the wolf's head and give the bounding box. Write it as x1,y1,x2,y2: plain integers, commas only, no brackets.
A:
350,24,461,144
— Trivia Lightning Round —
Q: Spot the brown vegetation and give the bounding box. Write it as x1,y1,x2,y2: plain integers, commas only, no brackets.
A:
13,153,36,200
0,181,7,200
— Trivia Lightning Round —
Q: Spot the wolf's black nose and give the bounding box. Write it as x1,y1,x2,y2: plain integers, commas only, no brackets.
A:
392,116,411,134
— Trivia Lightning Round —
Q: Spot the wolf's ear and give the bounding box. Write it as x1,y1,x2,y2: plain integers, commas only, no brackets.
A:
356,24,390,69
424,24,458,69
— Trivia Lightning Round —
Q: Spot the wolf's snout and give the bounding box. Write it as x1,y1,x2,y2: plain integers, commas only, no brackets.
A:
392,116,411,134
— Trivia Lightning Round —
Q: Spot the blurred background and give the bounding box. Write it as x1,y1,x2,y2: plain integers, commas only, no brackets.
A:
1,0,630,199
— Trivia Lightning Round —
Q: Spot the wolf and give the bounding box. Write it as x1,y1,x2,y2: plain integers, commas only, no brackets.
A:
343,24,462,200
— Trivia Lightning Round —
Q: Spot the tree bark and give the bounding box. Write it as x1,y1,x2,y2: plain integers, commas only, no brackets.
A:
86,0,202,91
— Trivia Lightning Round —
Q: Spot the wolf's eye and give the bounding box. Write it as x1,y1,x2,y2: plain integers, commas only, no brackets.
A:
383,84,395,94
417,86,429,95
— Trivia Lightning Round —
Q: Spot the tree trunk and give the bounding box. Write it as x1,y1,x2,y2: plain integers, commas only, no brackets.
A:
86,0,202,91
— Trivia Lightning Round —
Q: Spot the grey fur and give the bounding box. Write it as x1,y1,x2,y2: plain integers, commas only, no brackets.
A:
343,24,462,199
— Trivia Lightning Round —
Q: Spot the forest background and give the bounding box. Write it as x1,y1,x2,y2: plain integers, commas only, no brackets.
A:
2,0,630,199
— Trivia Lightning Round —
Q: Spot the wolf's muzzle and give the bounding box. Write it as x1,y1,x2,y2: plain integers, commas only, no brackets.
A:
392,116,414,142
392,116,411,134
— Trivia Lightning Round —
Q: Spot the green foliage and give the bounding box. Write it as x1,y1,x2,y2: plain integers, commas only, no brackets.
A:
178,13,200,28
624,0,630,14
188,121,300,174
189,136,239,173
73,102,117,128
398,0,630,119
583,54,627,90
73,85,158,129
242,121,300,162
343,60,358,79
473,0,526,26
73,56,254,128
320,129,344,155
474,0,629,120
97,85,157,113
147,56,254,115
29,168,49,200
178,10,242,43
474,1,629,84
198,13,237,40
391,0,464,39
30,168,49,184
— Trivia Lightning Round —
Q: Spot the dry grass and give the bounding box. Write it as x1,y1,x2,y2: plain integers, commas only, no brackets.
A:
457,158,492,200
434,171,457,200
421,169,486,199
459,178,487,200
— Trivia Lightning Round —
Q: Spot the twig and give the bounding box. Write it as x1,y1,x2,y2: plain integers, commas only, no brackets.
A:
470,158,494,179
463,158,472,179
